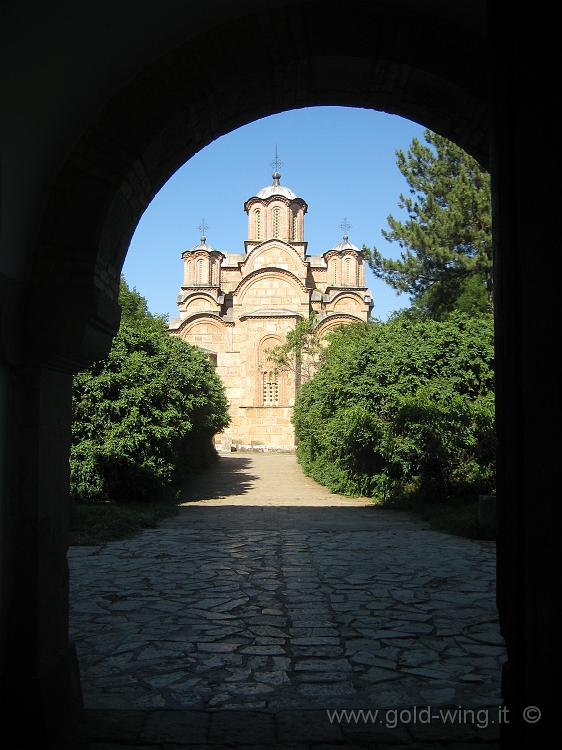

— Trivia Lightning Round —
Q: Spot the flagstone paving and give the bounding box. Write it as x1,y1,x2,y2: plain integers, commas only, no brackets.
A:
68,453,504,746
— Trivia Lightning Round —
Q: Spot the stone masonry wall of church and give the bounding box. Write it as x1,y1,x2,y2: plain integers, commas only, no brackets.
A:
168,174,372,451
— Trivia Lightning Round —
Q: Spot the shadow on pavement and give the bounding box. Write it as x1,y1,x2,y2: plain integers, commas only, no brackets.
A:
180,455,259,502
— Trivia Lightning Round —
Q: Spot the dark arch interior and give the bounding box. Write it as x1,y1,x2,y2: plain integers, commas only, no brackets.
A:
0,3,557,748
34,3,489,374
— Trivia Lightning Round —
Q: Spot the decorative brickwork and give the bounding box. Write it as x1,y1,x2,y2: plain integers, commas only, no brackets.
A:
169,174,373,450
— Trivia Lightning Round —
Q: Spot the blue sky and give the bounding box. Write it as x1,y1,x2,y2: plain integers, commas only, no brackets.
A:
124,106,427,321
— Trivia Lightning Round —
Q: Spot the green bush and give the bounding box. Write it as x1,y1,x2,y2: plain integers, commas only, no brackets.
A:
293,311,495,504
70,279,230,502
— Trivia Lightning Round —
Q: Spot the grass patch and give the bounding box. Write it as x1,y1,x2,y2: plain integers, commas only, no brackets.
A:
396,495,495,540
368,483,495,540
70,500,180,546
413,498,484,539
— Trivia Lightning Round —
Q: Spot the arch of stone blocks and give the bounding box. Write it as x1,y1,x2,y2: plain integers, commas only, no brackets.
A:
28,4,489,376
244,240,306,276
233,268,309,306
316,313,366,339
0,3,557,748
180,313,228,332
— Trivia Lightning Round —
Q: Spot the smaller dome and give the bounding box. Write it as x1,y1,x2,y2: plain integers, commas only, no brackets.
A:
185,237,218,253
255,172,297,200
328,236,360,253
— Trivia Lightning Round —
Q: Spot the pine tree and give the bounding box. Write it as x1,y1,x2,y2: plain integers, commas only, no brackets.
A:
365,129,492,320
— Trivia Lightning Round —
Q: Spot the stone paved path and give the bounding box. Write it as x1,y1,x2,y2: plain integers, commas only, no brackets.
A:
68,453,504,747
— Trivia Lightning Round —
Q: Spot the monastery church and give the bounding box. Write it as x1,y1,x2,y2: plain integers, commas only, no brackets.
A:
168,168,373,451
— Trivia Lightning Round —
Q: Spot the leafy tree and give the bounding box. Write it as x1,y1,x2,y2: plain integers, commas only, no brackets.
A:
293,312,495,503
118,276,162,327
364,129,492,319
70,278,230,502
267,312,324,390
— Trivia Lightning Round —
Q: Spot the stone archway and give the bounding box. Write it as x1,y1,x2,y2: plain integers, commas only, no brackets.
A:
31,4,489,380
0,3,557,748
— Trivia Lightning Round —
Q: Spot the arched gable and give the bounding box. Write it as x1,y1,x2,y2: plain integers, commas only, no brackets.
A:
180,291,219,309
316,313,365,340
244,240,305,275
174,311,227,334
329,290,365,312
177,312,228,350
233,267,308,305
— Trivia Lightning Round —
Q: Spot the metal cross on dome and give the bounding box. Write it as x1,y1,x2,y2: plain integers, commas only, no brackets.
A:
270,146,283,174
197,218,209,240
340,217,352,237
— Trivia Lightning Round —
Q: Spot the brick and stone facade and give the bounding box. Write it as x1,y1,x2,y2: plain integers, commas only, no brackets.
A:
169,172,373,450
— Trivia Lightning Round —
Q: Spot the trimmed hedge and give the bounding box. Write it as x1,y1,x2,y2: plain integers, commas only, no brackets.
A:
293,312,495,504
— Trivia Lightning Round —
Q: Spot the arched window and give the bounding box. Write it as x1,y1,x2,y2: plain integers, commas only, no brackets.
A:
210,259,218,285
263,371,279,405
185,259,192,285
255,209,261,240
196,257,205,284
272,207,280,239
292,208,299,240
344,257,352,285
332,258,338,286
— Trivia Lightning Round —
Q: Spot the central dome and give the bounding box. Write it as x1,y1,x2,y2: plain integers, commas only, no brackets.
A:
255,171,297,200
